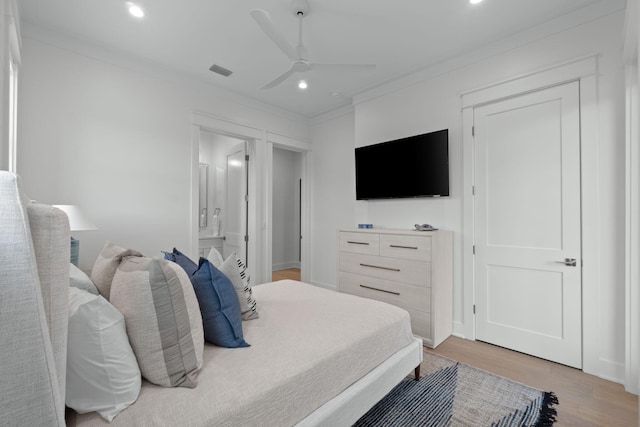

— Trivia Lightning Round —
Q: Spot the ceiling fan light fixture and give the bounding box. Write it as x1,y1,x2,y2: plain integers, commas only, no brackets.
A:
298,80,308,89
127,2,145,18
251,1,377,90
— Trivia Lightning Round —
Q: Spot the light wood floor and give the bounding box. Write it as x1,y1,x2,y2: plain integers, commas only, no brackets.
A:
427,336,638,426
271,268,301,281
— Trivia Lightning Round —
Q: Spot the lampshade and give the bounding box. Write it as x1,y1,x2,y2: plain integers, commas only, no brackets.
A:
52,205,98,231
52,205,97,266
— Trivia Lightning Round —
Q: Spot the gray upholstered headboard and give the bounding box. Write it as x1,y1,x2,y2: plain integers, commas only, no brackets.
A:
0,171,70,426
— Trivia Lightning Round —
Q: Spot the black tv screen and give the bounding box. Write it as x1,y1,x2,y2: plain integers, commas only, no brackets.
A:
355,129,449,200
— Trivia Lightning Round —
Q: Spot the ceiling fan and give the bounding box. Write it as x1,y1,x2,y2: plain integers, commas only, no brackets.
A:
250,0,376,90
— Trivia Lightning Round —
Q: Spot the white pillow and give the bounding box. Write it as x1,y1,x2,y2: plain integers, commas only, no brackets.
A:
206,246,224,266
66,287,141,421
69,263,99,295
207,248,258,320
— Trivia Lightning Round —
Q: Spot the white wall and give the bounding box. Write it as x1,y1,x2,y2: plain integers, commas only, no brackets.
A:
272,146,301,270
16,37,309,271
312,12,627,382
310,111,356,288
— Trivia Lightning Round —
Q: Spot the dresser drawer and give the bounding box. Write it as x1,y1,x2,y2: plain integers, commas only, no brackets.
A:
339,272,431,312
379,234,432,261
339,252,430,286
339,232,380,255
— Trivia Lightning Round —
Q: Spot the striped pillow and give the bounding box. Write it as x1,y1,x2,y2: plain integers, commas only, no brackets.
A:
110,255,204,388
235,255,259,320
207,248,259,321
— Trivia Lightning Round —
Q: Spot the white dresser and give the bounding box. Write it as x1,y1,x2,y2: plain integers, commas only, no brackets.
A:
337,228,453,348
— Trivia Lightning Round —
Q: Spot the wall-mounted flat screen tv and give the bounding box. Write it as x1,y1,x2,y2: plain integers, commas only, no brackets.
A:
355,129,449,200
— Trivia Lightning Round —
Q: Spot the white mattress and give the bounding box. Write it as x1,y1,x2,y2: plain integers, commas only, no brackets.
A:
73,280,414,426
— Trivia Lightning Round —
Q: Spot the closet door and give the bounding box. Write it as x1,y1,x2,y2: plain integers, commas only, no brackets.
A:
474,81,582,368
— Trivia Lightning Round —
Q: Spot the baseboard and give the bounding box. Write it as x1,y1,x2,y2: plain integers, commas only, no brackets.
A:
598,358,626,385
272,261,301,271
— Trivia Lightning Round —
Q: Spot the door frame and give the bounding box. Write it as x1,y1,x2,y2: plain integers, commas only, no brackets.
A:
461,55,601,376
472,81,583,368
265,132,312,283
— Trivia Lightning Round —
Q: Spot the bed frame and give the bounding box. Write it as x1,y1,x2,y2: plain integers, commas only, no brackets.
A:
297,337,423,426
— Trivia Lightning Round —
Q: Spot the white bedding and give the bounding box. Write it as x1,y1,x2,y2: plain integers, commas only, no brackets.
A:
73,280,415,427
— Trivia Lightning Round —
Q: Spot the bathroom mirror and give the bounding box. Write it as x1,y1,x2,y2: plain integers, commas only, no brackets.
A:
199,163,208,228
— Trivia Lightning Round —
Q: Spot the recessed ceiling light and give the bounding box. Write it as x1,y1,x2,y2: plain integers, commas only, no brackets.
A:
127,2,145,18
298,80,308,89
469,0,483,4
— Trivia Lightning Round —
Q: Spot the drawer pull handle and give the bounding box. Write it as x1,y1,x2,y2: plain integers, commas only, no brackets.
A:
347,241,370,246
360,263,401,272
390,245,418,250
360,284,400,296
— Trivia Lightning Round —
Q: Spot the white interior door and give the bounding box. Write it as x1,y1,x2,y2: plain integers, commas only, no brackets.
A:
474,81,582,368
223,142,247,264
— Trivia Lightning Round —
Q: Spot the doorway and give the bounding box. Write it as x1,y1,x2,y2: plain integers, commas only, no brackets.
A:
192,112,312,286
472,81,582,368
271,146,303,281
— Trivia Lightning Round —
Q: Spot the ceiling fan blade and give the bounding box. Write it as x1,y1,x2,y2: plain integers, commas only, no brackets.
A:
250,9,298,61
311,63,377,70
260,66,297,90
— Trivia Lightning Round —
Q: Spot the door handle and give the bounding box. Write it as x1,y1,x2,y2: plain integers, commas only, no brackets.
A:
555,258,577,267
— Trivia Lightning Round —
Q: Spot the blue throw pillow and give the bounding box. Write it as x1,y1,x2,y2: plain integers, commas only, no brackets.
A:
163,248,198,277
190,258,250,348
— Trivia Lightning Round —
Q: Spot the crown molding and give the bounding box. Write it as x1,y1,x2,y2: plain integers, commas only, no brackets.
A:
352,0,626,108
309,103,354,125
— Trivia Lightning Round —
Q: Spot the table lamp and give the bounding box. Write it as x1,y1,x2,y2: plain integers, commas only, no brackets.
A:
52,205,98,265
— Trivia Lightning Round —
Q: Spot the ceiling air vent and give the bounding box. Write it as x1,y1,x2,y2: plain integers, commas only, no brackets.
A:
209,64,233,77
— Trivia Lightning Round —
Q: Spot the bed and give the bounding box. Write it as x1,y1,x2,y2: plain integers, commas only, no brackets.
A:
70,280,423,426
1,170,422,427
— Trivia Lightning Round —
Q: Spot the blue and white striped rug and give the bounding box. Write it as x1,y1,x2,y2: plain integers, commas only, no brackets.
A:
354,352,558,427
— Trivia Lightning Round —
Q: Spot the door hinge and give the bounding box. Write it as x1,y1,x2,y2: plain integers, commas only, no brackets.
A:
244,194,249,202
472,126,475,137
473,304,476,314
244,235,249,242
473,245,476,255
472,186,475,196
245,154,249,162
